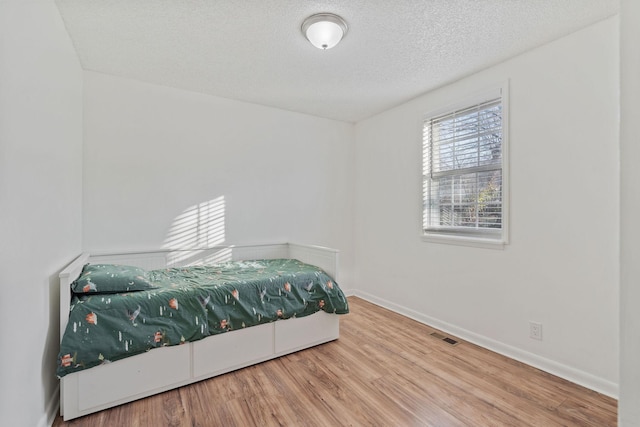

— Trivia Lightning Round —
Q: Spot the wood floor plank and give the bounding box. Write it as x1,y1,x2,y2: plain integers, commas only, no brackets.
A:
216,398,258,427
287,348,420,426
556,395,618,427
371,372,469,427
53,296,617,426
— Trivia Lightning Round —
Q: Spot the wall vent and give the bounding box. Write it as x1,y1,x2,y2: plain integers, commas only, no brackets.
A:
430,332,459,346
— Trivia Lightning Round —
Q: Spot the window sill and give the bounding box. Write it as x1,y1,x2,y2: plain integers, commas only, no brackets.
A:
421,233,506,250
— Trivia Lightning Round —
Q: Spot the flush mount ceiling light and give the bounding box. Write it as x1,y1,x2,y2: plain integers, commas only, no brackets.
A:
301,13,348,50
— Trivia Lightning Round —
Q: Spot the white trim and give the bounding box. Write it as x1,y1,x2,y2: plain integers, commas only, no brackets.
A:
421,233,505,249
342,288,356,297
422,86,503,121
351,290,618,399
39,385,59,427
501,80,511,245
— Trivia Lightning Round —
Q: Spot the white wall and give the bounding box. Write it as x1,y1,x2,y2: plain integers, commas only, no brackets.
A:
620,0,640,424
0,1,83,427
82,72,355,288
353,17,619,396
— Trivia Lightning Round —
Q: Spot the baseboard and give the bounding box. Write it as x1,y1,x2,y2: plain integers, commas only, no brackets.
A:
351,290,618,399
38,385,59,427
342,288,356,297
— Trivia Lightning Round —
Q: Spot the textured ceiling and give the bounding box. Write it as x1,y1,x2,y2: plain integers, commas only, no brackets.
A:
55,0,618,123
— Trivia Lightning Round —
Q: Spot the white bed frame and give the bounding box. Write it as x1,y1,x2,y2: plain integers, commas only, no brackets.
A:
58,243,340,420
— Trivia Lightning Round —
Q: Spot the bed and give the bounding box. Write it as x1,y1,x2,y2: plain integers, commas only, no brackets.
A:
57,243,346,420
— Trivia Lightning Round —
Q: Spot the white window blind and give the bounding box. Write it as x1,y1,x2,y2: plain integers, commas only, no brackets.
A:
423,96,504,239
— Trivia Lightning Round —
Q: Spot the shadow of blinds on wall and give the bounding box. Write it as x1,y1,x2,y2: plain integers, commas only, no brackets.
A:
162,196,229,265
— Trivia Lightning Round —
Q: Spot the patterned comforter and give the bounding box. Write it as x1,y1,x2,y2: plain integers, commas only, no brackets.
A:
57,259,348,378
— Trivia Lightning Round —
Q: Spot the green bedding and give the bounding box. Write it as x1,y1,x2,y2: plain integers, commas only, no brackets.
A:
57,259,348,378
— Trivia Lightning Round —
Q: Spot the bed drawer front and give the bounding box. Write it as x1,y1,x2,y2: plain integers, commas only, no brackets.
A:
274,312,339,354
192,323,274,378
77,344,191,411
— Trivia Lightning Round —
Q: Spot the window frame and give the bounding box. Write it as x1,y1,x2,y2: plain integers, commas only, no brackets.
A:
420,82,510,249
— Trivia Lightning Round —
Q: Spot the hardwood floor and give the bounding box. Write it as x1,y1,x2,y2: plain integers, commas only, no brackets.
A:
53,296,617,426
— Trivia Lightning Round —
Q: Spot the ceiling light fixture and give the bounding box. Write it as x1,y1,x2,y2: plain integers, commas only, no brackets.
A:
301,13,348,50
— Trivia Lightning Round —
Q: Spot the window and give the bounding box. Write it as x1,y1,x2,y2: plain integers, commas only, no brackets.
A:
422,85,508,246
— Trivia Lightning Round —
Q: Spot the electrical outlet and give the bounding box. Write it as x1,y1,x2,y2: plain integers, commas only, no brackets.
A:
529,321,542,340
